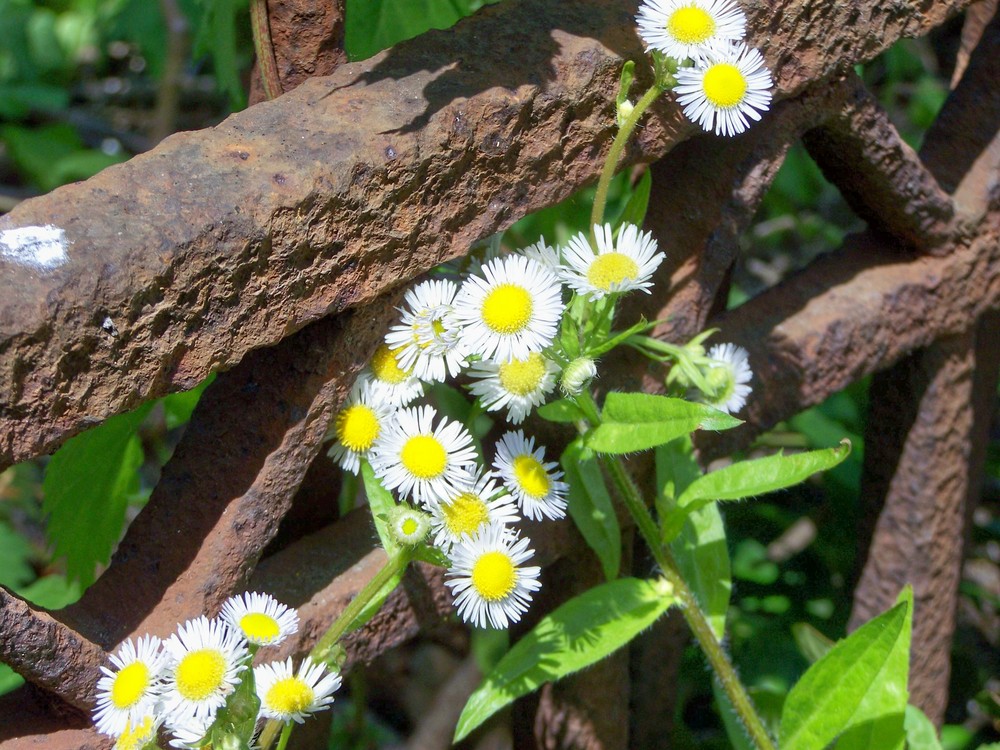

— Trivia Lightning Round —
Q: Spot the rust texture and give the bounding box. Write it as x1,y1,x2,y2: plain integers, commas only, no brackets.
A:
248,0,347,104
0,0,972,470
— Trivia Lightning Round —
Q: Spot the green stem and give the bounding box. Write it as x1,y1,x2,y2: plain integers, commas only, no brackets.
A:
590,85,664,236
600,455,778,750
275,721,294,750
250,0,283,100
258,550,412,750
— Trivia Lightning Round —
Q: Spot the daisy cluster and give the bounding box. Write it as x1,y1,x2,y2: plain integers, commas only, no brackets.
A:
92,592,340,750
328,221,752,631
635,0,774,136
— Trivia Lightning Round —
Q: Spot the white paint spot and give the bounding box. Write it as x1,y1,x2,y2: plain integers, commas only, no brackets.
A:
0,225,69,270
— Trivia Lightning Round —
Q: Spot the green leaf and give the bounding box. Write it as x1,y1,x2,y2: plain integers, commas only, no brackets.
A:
662,441,851,541
561,439,620,580
345,0,496,61
0,664,24,698
615,60,635,112
0,520,35,590
43,404,152,587
18,575,82,609
792,623,835,664
162,373,215,429
455,577,677,742
584,316,654,359
671,502,730,639
586,393,741,454
615,168,651,229
654,436,702,521
779,598,909,750
903,705,943,750
834,586,912,750
360,461,400,557
536,399,586,424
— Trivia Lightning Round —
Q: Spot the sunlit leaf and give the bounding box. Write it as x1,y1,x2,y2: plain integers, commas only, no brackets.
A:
43,404,152,587
455,577,677,741
902,705,943,750
537,399,587,424
779,598,908,750
360,460,400,557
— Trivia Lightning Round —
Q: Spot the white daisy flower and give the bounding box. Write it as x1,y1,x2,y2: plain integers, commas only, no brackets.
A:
388,504,432,546
492,430,568,521
254,657,342,724
636,0,746,60
161,616,248,728
445,523,542,630
220,591,299,647
700,342,752,414
519,237,562,274
430,470,520,551
166,714,212,749
93,635,167,737
562,224,665,300
453,254,564,362
468,352,560,424
674,43,773,137
369,404,478,505
358,344,424,406
327,383,395,475
384,279,469,382
113,714,162,750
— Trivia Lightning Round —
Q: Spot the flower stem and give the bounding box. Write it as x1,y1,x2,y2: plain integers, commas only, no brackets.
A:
275,721,294,750
257,550,413,750
600,455,778,750
590,85,664,237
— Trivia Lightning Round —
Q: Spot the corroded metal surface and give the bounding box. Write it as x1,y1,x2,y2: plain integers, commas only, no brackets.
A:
0,0,973,470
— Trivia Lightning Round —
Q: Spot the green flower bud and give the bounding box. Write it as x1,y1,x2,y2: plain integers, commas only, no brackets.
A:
561,357,598,396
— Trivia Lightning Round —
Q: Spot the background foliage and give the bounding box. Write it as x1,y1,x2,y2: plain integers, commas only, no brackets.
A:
0,1,997,747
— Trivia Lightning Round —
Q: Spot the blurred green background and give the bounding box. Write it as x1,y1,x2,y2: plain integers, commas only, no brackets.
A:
0,1,996,747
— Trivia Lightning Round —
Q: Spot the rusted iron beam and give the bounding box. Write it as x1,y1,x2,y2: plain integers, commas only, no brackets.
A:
0,0,973,470
802,74,958,253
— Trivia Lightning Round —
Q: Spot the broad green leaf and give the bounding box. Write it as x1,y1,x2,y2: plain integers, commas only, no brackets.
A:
779,599,909,750
834,586,912,750
43,404,152,586
973,745,1000,750
537,399,587,424
587,393,741,454
0,664,24,698
671,502,730,639
360,461,400,557
561,439,620,580
663,441,851,541
163,374,215,429
615,168,651,229
18,575,82,609
345,0,497,60
903,705,943,750
455,577,677,741
792,623,835,664
654,437,702,521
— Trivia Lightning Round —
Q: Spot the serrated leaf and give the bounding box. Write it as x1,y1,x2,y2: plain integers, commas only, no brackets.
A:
662,441,851,541
834,586,912,750
43,404,152,587
360,461,400,557
536,399,586,424
587,393,741,454
902,705,943,750
455,577,677,742
562,439,620,580
779,598,909,750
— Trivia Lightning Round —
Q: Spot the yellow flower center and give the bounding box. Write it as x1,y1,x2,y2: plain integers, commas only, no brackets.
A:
431,317,446,337
471,551,517,601
586,253,640,291
442,492,490,536
265,677,314,717
115,716,156,750
175,649,226,701
400,435,447,479
110,662,150,709
481,284,533,335
667,6,716,44
370,344,410,384
335,404,380,452
498,353,547,396
240,612,281,643
702,63,748,108
512,455,550,498
401,517,419,536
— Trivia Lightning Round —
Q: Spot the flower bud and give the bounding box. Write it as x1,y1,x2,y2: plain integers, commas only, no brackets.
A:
560,357,598,396
388,505,431,547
